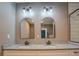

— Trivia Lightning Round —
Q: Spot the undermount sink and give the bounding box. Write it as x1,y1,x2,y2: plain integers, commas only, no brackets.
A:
18,44,56,49
17,43,79,49
3,42,79,49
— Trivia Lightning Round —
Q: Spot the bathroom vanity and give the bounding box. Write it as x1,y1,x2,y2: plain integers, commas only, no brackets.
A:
3,42,79,56
0,2,79,56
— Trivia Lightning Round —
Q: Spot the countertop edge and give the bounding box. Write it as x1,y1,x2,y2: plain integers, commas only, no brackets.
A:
3,48,79,51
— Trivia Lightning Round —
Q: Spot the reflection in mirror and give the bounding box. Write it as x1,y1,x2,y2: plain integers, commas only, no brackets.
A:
20,18,35,39
41,17,55,39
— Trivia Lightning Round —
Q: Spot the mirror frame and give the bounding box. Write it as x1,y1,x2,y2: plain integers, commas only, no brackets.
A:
19,18,35,40
41,17,56,39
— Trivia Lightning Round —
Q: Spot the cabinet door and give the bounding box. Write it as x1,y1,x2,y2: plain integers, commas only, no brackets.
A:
3,50,70,56
38,50,69,56
4,50,79,56
3,50,40,56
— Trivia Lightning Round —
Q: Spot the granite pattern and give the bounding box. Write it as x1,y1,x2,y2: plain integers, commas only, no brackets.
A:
3,42,79,50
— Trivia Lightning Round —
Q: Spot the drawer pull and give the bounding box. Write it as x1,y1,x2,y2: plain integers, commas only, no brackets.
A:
74,52,78,53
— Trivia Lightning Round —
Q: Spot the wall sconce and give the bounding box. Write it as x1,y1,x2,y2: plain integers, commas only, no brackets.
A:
26,6,32,12
29,6,32,12
42,6,53,17
43,7,48,12
43,7,52,12
23,6,34,17
23,6,32,12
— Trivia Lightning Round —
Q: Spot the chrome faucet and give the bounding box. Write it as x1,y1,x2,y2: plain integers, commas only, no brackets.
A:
46,40,51,45
25,41,29,45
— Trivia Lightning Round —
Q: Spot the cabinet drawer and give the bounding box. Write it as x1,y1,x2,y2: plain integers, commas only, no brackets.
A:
38,50,69,56
69,50,79,56
3,50,40,56
3,49,79,56
3,49,69,56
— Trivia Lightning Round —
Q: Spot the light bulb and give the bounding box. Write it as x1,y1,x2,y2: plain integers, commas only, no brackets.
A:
50,9,52,12
50,7,52,12
29,9,32,12
43,7,46,12
23,8,26,13
43,9,46,12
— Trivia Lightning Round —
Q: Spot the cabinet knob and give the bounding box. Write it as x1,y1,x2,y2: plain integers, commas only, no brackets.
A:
74,51,78,53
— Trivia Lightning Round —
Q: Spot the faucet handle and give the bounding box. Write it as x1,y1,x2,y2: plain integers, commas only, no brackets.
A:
25,41,29,45
46,40,51,45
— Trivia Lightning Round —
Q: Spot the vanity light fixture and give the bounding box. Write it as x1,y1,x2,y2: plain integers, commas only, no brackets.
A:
29,6,32,9
46,8,48,11
43,7,46,12
29,7,32,12
50,7,52,12
23,7,25,10
43,7,52,12
43,7,49,12
26,6,32,12
23,7,26,13
23,6,34,17
26,8,29,11
23,6,32,12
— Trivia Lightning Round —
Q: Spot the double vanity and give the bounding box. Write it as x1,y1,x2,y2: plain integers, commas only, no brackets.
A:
1,2,79,56
3,42,79,56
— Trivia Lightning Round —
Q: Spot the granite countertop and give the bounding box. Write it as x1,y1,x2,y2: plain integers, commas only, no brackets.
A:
3,42,79,50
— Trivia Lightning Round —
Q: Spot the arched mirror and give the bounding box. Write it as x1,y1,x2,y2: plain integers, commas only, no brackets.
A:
20,18,35,39
41,17,55,39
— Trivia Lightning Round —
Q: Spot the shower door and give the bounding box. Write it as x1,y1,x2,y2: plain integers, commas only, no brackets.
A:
70,9,79,42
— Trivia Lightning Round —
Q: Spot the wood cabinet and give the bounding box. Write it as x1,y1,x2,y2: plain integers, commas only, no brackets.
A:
69,50,79,56
3,49,79,56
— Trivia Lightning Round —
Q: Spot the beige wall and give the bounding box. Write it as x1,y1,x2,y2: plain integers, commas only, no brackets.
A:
16,2,69,44
68,2,79,14
0,3,16,55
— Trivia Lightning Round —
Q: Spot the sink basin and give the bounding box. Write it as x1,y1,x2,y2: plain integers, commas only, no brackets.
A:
18,44,56,49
